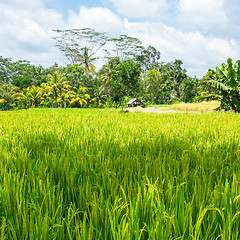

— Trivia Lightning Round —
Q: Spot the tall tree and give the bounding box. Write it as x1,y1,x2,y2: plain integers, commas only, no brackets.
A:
111,58,142,112
61,64,85,89
179,77,199,103
100,57,121,104
145,69,164,102
32,65,47,86
158,60,187,102
136,45,161,71
78,47,97,75
198,69,217,100
109,35,143,60
52,28,107,67
0,57,12,84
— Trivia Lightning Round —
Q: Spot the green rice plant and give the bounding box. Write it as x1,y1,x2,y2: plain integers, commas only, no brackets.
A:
0,108,240,239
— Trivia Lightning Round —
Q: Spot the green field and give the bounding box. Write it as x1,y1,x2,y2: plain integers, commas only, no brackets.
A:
0,108,240,239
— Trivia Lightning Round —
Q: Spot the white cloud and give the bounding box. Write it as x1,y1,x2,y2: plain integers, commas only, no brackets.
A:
122,19,239,77
67,6,124,35
0,0,239,78
109,0,168,19
1,0,45,14
178,0,227,31
17,19,47,44
0,0,64,65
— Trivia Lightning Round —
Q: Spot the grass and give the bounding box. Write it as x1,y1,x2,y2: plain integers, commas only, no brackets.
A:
0,108,240,239
151,104,172,110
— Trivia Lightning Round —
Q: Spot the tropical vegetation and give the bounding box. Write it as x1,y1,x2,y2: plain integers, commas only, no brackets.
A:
0,28,204,111
0,27,240,239
202,58,240,112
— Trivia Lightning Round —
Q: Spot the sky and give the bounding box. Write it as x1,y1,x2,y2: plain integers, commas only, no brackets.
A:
0,0,240,78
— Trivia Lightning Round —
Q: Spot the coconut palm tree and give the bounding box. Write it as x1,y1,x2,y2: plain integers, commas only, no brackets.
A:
26,86,42,107
11,85,42,108
0,84,18,110
78,47,97,75
91,86,107,108
43,72,70,108
70,87,90,107
56,89,76,108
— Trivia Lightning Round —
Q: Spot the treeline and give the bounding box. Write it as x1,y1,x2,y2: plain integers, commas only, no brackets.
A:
0,28,203,110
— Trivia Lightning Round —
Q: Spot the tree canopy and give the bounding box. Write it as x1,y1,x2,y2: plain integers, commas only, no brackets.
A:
53,28,107,66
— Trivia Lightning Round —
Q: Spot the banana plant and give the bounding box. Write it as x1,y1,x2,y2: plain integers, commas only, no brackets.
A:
205,59,240,112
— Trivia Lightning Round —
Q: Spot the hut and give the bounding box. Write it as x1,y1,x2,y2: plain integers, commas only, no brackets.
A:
127,98,143,107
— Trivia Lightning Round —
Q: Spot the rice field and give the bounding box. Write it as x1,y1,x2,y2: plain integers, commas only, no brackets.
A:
0,108,240,239
171,101,221,112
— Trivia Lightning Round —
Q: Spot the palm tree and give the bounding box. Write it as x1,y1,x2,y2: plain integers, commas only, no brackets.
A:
11,86,42,108
43,72,70,108
32,65,45,86
70,87,90,107
27,86,42,107
56,90,76,108
78,47,97,75
0,84,18,110
91,86,107,108
12,90,28,109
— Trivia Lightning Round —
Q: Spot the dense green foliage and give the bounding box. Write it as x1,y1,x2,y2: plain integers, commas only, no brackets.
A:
203,58,240,112
0,54,199,111
109,58,142,111
0,109,240,239
145,69,163,102
1,28,239,112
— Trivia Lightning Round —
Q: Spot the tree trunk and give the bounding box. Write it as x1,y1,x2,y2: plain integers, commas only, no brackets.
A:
235,90,240,112
151,93,154,102
54,91,58,108
227,95,238,112
121,97,124,113
108,86,112,108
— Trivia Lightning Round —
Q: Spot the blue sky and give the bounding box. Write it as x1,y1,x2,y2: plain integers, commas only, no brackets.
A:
46,0,106,17
0,0,240,78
